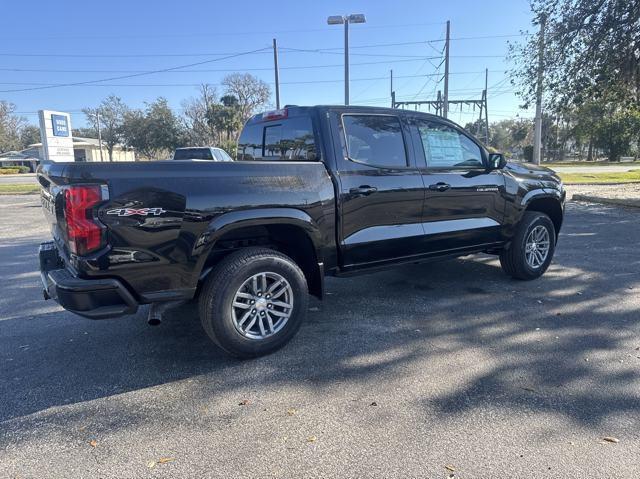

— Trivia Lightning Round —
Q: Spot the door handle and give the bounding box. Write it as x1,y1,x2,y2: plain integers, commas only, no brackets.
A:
428,182,451,192
349,185,378,196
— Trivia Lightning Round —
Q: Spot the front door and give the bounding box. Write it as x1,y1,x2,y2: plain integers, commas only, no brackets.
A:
334,113,425,268
409,117,505,253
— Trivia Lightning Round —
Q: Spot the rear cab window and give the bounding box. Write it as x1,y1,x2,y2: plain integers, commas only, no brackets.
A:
237,110,318,161
173,148,213,160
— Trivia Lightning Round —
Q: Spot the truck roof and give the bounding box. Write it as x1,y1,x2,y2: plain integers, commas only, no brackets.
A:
246,104,447,125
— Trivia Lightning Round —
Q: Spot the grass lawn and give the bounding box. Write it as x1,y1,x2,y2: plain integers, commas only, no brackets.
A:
2,171,639,194
0,184,40,195
545,161,639,167
558,170,640,184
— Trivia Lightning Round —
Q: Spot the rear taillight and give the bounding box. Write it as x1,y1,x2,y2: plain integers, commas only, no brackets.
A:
64,185,107,256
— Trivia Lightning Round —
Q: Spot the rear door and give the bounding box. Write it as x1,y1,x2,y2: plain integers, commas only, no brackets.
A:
332,112,425,268
409,117,505,252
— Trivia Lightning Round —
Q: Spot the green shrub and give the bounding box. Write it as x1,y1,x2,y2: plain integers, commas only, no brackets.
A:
0,166,32,174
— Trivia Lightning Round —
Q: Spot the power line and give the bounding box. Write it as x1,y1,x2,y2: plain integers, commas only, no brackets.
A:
0,47,271,93
280,47,433,59
0,58,471,74
0,72,506,89
0,33,523,58
0,21,448,41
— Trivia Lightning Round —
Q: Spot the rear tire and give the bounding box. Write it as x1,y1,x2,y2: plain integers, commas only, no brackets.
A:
500,211,555,280
199,247,308,358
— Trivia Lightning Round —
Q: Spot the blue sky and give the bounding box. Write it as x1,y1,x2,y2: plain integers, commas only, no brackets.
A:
2,0,535,128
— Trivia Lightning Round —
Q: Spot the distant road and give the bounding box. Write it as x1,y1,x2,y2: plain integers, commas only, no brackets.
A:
548,164,639,173
0,174,37,185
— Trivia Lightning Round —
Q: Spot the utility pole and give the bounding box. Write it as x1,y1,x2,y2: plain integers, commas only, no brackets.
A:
533,15,546,165
484,68,490,144
478,90,484,137
344,19,350,105
96,110,104,162
443,20,450,118
272,38,281,109
390,69,395,108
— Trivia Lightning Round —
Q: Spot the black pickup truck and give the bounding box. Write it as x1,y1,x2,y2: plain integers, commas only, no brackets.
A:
38,105,565,357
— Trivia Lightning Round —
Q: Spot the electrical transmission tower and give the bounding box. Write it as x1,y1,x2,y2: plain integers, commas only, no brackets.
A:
390,20,491,144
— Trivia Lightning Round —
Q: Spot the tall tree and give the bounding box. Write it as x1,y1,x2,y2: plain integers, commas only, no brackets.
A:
222,73,271,122
0,101,26,153
182,84,219,146
207,95,243,143
83,95,128,161
20,125,41,148
510,0,640,109
123,98,186,159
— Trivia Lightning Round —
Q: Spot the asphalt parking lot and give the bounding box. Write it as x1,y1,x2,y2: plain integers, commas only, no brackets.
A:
1,195,639,479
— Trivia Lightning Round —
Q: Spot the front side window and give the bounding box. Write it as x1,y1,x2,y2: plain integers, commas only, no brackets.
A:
416,121,484,169
342,114,407,168
237,117,316,161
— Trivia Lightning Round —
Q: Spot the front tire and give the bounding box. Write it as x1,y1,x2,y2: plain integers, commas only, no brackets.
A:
500,211,556,280
199,247,308,358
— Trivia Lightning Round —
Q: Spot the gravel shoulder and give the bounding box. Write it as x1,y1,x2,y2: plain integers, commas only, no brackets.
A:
566,183,640,208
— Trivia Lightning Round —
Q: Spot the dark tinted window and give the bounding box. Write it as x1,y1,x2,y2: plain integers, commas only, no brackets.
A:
237,116,317,161
173,148,213,160
236,124,262,160
342,115,407,168
416,121,484,168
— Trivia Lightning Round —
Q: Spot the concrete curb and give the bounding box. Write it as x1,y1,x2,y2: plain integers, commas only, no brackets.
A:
564,181,640,186
572,194,640,209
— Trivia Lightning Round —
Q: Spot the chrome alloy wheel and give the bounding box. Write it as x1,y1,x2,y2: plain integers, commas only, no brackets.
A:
231,272,294,340
525,225,551,269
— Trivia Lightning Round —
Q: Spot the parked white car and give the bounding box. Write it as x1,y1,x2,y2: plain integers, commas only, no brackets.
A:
172,147,233,161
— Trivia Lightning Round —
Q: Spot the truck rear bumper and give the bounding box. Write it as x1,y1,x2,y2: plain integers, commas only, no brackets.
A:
39,241,138,319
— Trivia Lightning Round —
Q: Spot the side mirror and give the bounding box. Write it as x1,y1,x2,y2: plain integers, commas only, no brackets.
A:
488,153,507,170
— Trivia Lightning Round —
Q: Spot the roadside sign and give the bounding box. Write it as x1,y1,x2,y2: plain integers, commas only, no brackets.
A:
38,110,74,162
51,114,70,137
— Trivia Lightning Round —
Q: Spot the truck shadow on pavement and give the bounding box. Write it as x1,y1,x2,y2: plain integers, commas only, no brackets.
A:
1,203,639,444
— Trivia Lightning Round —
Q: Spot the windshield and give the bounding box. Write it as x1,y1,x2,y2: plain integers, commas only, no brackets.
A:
173,148,213,160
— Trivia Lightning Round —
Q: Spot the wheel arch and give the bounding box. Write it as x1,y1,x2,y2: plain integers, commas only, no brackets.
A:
195,208,325,299
521,190,564,239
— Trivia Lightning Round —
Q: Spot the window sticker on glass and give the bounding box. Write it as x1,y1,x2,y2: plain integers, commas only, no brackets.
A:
422,129,463,167
417,122,484,168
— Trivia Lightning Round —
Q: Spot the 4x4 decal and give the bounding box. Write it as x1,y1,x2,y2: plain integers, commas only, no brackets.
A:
106,207,166,217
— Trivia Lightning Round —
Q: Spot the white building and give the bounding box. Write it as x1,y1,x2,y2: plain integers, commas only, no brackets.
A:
29,137,135,162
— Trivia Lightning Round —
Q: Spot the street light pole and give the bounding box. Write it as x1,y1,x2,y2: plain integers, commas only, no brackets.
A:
327,14,366,106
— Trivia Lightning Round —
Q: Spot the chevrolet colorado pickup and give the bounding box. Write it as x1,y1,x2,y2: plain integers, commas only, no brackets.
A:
38,105,565,358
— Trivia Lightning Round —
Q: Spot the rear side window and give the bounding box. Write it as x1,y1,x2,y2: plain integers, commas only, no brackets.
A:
237,116,317,161
342,114,407,168
173,148,213,160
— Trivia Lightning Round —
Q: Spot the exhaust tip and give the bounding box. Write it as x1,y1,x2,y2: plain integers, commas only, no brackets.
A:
147,317,162,326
